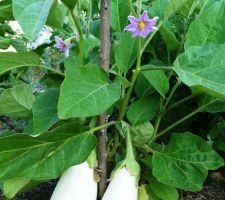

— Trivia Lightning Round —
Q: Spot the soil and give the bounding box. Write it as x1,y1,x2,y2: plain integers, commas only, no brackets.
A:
182,185,225,200
0,182,225,200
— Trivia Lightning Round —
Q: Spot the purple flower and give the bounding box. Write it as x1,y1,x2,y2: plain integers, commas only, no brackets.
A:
54,36,70,57
124,11,159,38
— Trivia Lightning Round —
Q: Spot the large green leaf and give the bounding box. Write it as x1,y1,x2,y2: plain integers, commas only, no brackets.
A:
150,180,178,200
12,0,54,40
148,0,169,20
174,44,225,97
164,0,195,19
159,25,180,51
135,74,154,98
185,1,225,48
178,0,200,17
198,95,225,113
0,52,40,75
0,85,35,118
0,127,96,181
152,133,224,191
83,34,100,58
61,0,78,10
32,88,59,134
138,185,160,200
0,0,14,21
46,0,68,29
142,68,169,97
58,64,121,118
3,178,30,199
110,0,129,32
131,122,154,147
115,32,138,73
126,95,159,125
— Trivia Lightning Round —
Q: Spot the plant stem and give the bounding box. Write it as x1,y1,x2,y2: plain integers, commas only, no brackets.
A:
152,79,181,138
152,98,220,140
69,9,84,65
167,49,171,66
117,37,142,121
128,0,137,17
153,109,200,140
167,94,198,111
162,79,181,111
137,0,142,15
98,0,110,198
152,97,164,138
141,65,173,71
86,0,92,38
38,65,65,76
142,21,163,53
109,131,120,159
89,121,118,133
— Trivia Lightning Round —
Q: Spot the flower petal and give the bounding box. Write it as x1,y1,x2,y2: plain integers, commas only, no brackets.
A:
140,11,149,22
64,48,70,57
132,29,142,38
148,16,159,25
128,16,139,24
124,23,138,32
54,36,64,43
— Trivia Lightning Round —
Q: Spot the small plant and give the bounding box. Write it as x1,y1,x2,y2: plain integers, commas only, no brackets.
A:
0,0,225,199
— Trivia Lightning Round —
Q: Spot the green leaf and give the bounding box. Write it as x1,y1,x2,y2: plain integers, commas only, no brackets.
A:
148,0,169,20
64,54,79,69
185,1,225,48
152,132,224,191
131,122,154,147
0,131,15,139
3,178,30,199
0,85,35,118
115,32,138,73
164,0,194,19
10,39,27,52
126,95,159,125
80,0,90,11
0,38,11,49
110,0,129,32
0,129,96,181
32,88,59,134
135,74,154,98
178,0,199,17
83,34,100,58
142,69,169,97
214,138,225,152
198,95,225,113
46,0,68,29
12,0,54,40
58,64,121,118
174,44,225,97
90,20,100,38
159,24,180,51
0,0,14,21
138,185,161,200
0,52,40,75
150,180,179,200
61,0,78,10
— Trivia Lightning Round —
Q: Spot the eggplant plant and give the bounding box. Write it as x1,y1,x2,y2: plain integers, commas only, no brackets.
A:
0,0,225,199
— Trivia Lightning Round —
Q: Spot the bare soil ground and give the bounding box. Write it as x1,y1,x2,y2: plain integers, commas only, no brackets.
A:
0,182,224,200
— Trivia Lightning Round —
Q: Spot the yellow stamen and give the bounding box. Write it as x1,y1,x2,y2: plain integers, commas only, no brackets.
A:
138,21,146,30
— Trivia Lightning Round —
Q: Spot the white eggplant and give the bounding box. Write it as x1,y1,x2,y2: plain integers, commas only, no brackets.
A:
50,162,97,200
103,123,140,200
0,45,16,52
102,167,138,200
